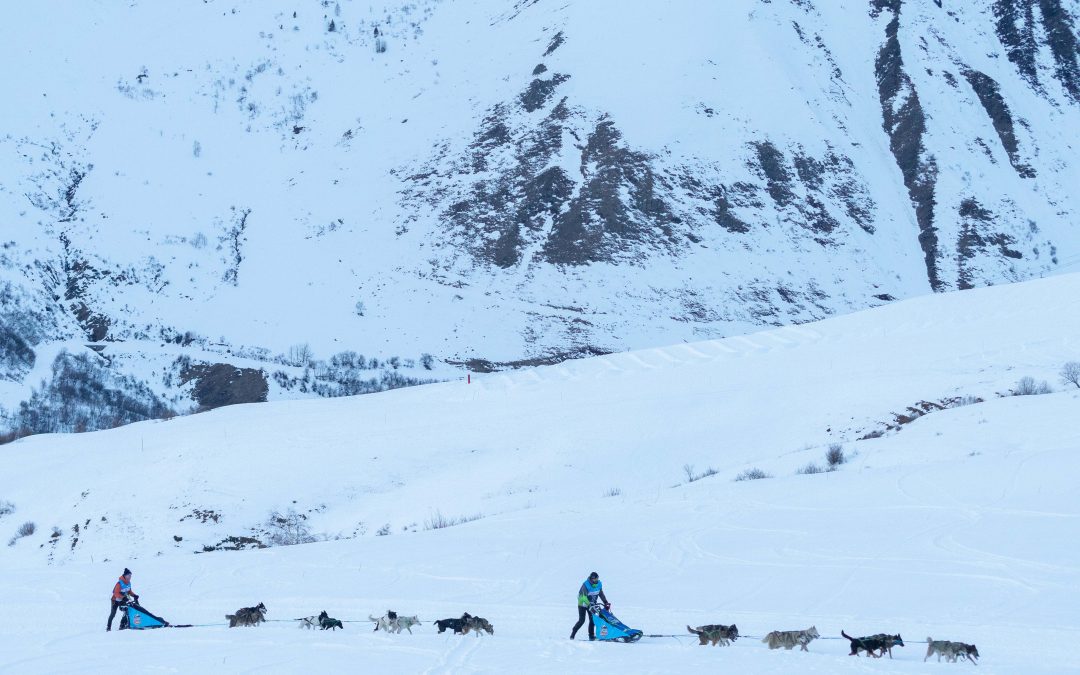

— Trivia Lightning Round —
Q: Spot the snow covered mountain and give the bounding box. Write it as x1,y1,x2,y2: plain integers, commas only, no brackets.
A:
1,273,1078,672
2,0,1079,433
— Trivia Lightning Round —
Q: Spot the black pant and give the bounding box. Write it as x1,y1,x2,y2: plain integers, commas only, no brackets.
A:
570,605,593,639
107,600,127,630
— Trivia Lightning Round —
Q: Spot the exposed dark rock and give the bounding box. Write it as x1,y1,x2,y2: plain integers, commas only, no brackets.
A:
994,0,1041,89
56,234,112,341
747,143,874,241
994,0,1080,102
956,197,1023,289
543,31,565,57
754,141,796,207
182,362,269,411
713,185,754,233
870,0,902,19
532,63,547,75
0,325,36,381
542,118,681,265
520,73,570,113
876,7,942,289
1037,0,1080,102
448,345,611,372
963,68,1036,177
199,535,266,552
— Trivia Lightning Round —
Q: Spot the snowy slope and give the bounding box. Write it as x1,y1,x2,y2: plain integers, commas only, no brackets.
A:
3,0,1080,429
1,274,1079,672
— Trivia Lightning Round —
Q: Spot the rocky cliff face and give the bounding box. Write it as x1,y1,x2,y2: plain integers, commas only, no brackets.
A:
1,0,1078,434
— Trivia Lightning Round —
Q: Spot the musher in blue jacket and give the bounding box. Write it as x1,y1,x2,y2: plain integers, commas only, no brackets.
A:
570,571,610,640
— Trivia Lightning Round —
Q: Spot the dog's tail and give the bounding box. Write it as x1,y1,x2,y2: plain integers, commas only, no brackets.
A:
687,625,700,635
841,630,854,641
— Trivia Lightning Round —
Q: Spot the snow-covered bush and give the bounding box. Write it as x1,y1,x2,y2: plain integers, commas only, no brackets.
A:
797,462,825,475
734,468,771,482
265,509,316,546
1012,376,1052,396
826,443,846,469
287,343,314,368
8,521,35,546
0,500,14,518
10,350,173,436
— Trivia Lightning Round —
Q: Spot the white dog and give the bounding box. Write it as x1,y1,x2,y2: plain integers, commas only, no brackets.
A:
298,615,319,629
369,611,420,634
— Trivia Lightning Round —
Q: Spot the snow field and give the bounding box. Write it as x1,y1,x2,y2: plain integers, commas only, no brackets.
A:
2,274,1080,672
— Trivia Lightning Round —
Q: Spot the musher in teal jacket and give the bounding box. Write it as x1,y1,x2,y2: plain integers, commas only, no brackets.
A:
570,571,610,640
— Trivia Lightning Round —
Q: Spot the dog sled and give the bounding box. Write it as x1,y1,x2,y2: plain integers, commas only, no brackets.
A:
120,600,190,630
590,603,642,643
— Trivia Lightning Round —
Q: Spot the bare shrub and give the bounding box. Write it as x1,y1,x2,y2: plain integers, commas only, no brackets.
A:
1061,362,1080,389
376,523,391,536
603,487,621,497
265,509,316,546
825,444,846,468
8,520,35,546
287,343,314,368
683,464,719,483
797,462,825,475
1013,376,1052,396
424,510,482,530
0,500,14,518
734,468,771,482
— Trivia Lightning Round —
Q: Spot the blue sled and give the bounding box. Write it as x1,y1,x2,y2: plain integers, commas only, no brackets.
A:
591,604,643,643
123,603,170,630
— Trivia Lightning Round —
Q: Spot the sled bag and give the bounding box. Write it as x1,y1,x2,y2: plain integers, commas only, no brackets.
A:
124,603,169,629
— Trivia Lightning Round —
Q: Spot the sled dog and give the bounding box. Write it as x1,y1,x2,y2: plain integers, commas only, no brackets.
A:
842,630,904,658
925,637,979,663
318,610,344,631
297,615,319,629
393,615,421,634
435,613,472,634
462,615,494,636
370,610,398,632
762,625,820,651
687,623,739,646
226,602,267,628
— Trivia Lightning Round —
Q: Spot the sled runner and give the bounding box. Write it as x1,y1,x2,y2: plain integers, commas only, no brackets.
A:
590,603,642,643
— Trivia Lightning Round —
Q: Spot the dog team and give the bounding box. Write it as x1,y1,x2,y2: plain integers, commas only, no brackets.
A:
225,603,495,636
111,568,978,662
